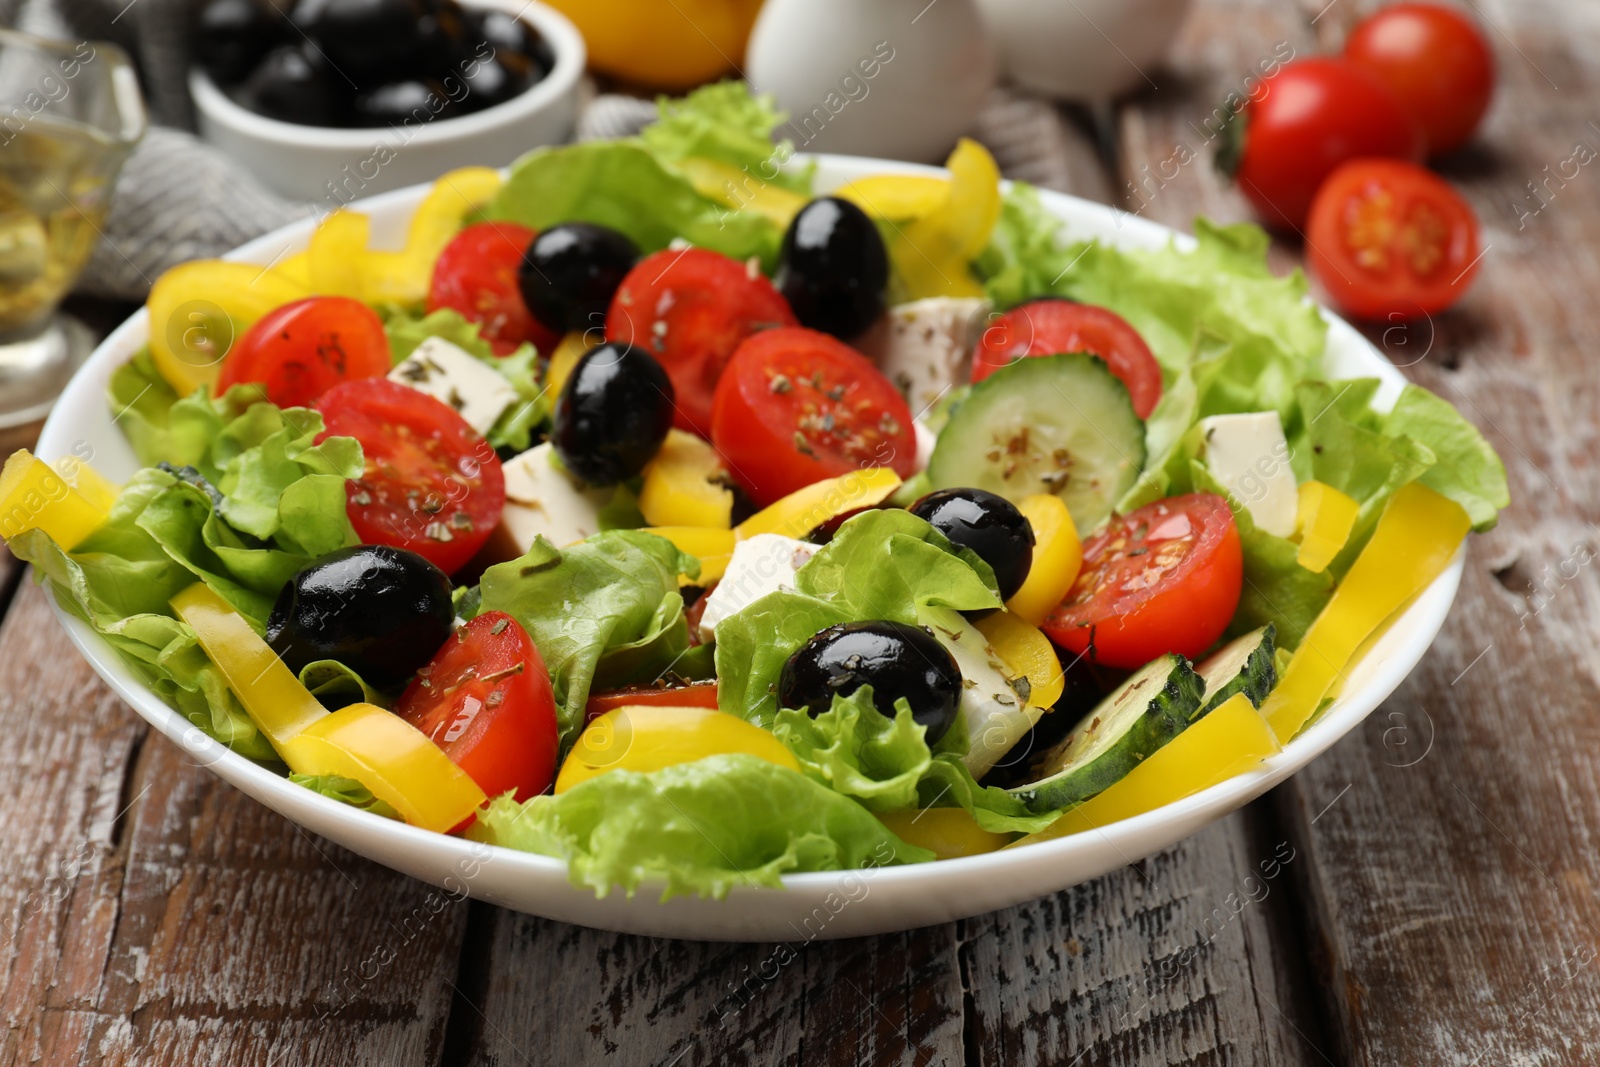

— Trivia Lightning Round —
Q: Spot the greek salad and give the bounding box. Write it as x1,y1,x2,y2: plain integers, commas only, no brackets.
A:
0,84,1508,899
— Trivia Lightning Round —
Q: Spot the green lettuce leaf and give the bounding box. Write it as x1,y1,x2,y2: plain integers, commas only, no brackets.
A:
385,307,549,451
478,531,699,747
1381,384,1509,531
290,774,400,819
640,80,811,193
469,753,931,900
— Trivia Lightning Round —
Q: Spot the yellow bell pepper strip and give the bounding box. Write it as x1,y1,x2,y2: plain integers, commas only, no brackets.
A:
676,157,808,230
639,429,734,529
269,250,314,290
0,450,109,549
146,260,310,396
307,209,372,300
975,610,1065,711
54,455,120,514
1294,480,1360,574
170,583,330,748
363,166,503,304
555,704,799,793
1006,494,1083,626
641,526,736,585
734,467,903,541
1009,693,1279,846
877,808,1013,860
835,175,952,221
545,331,588,399
277,702,487,833
1262,482,1471,743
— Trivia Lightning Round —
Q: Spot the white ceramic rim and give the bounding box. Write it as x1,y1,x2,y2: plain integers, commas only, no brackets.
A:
34,155,1462,932
187,0,585,150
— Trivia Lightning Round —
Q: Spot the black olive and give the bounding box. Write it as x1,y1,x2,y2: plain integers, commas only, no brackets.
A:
351,77,461,127
518,222,639,334
910,488,1035,601
194,0,288,85
291,0,430,80
413,0,466,78
266,545,454,689
471,9,537,60
779,620,962,744
458,49,532,110
552,342,675,486
775,196,889,339
240,42,347,125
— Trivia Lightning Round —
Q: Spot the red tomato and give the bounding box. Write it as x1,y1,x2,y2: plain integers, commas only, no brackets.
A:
315,378,505,575
607,247,798,437
217,296,390,409
583,681,719,726
428,221,560,356
1304,159,1480,321
972,300,1163,419
1226,58,1423,230
1344,2,1494,157
395,611,559,803
1043,494,1242,669
711,327,917,506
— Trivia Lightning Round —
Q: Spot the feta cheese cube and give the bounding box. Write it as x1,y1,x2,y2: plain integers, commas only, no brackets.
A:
388,336,519,436
487,443,610,557
1197,411,1298,538
880,297,990,417
697,533,818,643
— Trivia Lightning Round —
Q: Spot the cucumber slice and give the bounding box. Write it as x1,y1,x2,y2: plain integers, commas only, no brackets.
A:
1195,625,1278,716
1007,653,1203,812
928,354,1145,534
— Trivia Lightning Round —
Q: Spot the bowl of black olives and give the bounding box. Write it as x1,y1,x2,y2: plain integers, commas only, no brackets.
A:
188,0,583,199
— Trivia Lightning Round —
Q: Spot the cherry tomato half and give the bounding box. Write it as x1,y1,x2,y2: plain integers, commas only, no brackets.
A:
1043,493,1242,669
711,327,917,507
428,221,561,356
315,378,505,575
1344,2,1495,157
1305,159,1481,321
216,296,391,409
1225,57,1423,231
583,680,720,726
607,247,798,438
396,611,559,803
972,300,1163,419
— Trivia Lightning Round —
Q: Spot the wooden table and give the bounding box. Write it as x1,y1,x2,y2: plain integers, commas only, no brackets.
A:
4,0,1593,1062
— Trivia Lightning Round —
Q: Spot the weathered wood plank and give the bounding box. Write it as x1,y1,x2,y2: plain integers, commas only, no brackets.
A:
0,580,466,1067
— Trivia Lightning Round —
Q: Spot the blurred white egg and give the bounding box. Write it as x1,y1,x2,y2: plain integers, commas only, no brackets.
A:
974,0,1194,103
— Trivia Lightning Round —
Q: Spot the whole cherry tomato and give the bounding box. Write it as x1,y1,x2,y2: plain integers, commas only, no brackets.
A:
1344,2,1495,157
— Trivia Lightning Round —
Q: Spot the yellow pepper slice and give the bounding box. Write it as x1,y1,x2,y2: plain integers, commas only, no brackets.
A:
676,157,807,230
555,704,799,793
54,455,120,513
1262,483,1470,743
278,702,487,833
269,250,314,290
1295,480,1360,574
364,166,503,304
170,583,328,749
894,139,1002,300
642,525,736,584
146,260,310,396
545,331,589,400
1006,494,1082,626
835,174,953,221
975,610,1064,711
0,450,109,549
878,808,1013,859
639,430,733,529
307,209,372,300
734,467,902,541
1010,693,1279,846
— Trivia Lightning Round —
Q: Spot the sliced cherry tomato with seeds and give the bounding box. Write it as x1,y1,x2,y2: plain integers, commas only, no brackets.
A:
584,680,720,727
428,221,561,356
396,611,559,803
1305,159,1481,321
1043,493,1242,669
607,247,798,437
711,327,917,507
972,300,1163,419
315,378,505,575
216,296,391,409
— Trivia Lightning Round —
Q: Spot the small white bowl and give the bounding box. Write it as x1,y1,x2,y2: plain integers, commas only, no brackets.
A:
190,0,584,202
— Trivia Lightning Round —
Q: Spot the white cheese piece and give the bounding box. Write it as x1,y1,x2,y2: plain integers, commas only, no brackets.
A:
880,297,990,417
1197,411,1298,539
698,533,818,643
913,419,937,473
489,443,610,556
919,605,1043,779
388,336,519,436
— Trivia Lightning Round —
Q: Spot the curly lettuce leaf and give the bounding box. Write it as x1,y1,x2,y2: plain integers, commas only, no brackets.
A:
1381,383,1509,531
640,80,810,194
479,531,699,747
290,774,400,819
470,753,931,900
385,307,548,451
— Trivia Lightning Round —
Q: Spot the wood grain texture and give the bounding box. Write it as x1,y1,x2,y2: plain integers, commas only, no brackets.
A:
0,581,467,1067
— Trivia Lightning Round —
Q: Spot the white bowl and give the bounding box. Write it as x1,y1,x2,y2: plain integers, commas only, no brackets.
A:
36,155,1461,941
190,0,584,201
974,0,1195,103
